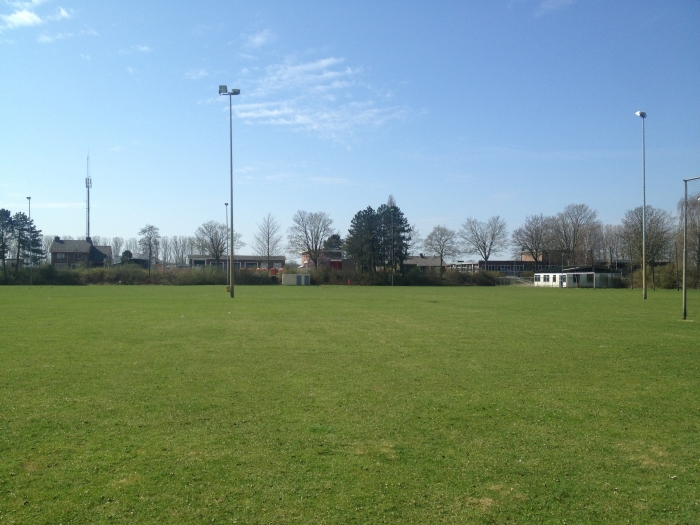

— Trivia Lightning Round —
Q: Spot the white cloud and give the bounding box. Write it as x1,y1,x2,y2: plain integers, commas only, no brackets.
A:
119,45,152,55
46,7,70,21
37,31,72,43
234,99,405,136
0,9,43,30
1,4,70,33
127,67,136,75
253,57,359,97
185,68,208,80
224,56,407,140
244,28,274,49
535,0,575,17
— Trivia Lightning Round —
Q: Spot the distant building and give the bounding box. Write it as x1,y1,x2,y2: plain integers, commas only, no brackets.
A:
50,237,112,269
534,266,622,288
188,254,285,270
301,249,345,270
114,252,158,269
403,254,443,274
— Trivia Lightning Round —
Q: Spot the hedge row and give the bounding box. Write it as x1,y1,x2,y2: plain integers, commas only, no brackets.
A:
6,263,697,288
0,265,277,286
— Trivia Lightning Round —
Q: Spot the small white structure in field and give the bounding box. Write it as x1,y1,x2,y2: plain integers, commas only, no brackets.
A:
534,268,620,288
282,273,311,286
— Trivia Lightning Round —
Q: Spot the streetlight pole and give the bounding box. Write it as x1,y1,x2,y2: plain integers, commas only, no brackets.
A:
27,196,32,285
391,207,394,286
225,202,229,286
219,85,240,298
635,111,647,300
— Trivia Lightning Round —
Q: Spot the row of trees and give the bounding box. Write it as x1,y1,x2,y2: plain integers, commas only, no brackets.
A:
0,208,43,282
420,200,696,288
8,192,699,288
509,203,679,277
181,197,699,288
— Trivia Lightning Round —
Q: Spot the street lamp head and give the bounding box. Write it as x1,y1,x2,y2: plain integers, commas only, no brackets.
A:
26,196,31,200
635,111,646,118
219,85,240,96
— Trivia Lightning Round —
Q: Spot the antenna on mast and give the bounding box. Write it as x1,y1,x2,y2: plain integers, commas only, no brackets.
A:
86,153,92,240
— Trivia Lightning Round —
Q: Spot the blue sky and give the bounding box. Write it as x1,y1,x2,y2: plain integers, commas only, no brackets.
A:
1,0,698,258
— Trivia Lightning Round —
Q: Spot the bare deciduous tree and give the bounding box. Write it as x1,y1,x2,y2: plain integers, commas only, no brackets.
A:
160,236,172,268
601,224,624,269
287,211,334,267
138,224,160,277
125,237,138,254
171,236,187,267
408,224,423,255
42,234,54,264
423,225,459,277
194,221,228,266
622,205,675,289
111,237,124,260
550,204,599,265
511,214,550,265
581,221,603,267
252,213,283,270
459,216,509,262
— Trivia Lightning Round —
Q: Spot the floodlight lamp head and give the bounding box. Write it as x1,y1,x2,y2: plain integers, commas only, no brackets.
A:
635,111,646,118
230,88,240,95
219,85,227,95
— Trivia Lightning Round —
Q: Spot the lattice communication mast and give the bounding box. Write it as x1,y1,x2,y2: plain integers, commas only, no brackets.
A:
86,154,92,239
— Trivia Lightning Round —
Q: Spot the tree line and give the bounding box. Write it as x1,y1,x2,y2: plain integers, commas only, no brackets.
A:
4,191,699,288
0,208,43,282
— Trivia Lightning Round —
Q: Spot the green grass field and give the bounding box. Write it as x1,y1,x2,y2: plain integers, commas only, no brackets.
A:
1,285,698,523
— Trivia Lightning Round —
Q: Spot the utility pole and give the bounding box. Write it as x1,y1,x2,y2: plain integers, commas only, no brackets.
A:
86,153,92,240
27,196,32,285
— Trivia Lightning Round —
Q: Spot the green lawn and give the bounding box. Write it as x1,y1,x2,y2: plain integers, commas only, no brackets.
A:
0,285,698,523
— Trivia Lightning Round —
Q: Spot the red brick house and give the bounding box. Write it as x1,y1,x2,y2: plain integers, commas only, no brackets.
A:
50,237,112,269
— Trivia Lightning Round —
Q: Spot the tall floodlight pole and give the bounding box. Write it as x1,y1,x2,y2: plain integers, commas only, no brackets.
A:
635,111,647,300
684,186,700,319
86,154,92,239
225,202,229,286
27,196,32,285
219,85,240,298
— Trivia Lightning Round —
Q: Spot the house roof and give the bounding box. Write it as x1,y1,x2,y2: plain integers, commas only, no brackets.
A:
92,245,113,263
50,239,92,253
404,255,443,267
50,239,113,263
